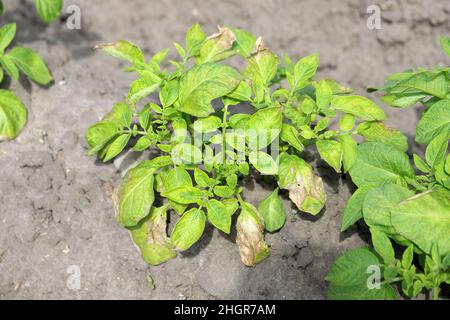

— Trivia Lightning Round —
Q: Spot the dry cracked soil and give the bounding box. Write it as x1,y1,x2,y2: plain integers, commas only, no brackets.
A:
0,0,449,299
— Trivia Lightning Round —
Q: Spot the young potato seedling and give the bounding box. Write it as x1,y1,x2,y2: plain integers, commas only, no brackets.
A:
86,24,391,266
327,37,450,300
0,21,52,141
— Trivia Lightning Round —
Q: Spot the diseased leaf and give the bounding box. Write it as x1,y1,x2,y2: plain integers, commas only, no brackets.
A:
96,40,145,64
197,27,235,64
357,121,408,152
339,114,355,132
129,206,176,265
281,124,304,152
244,37,279,100
277,153,325,215
178,63,240,117
258,188,286,232
0,89,27,141
331,95,386,121
114,162,156,227
236,202,270,266
349,142,415,188
8,46,53,85
171,208,206,251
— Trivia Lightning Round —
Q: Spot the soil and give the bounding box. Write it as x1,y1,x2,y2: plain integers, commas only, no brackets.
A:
0,0,449,299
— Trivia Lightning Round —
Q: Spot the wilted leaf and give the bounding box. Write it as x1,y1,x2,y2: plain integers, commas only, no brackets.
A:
278,153,325,215
197,27,235,64
129,206,176,265
236,202,270,266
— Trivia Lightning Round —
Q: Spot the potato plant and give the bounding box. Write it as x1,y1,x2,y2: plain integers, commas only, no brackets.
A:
327,37,450,300
86,24,391,266
0,21,52,141
0,0,63,23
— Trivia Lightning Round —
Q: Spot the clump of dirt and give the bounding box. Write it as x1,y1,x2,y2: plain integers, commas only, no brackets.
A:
0,0,449,299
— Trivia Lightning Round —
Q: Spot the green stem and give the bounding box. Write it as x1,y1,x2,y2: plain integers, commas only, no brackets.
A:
221,104,229,164
432,287,440,300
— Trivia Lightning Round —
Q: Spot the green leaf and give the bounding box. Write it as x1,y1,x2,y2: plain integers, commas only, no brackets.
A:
103,133,131,162
249,151,278,175
197,27,235,64
159,79,179,108
191,116,222,133
206,199,231,234
127,74,161,103
413,154,430,173
0,55,19,80
391,188,450,256
277,153,325,215
129,206,176,265
357,121,408,152
236,202,270,266
341,187,371,232
213,185,234,198
326,247,397,300
161,186,203,204
445,154,450,175
171,143,203,165
293,53,318,91
34,0,62,23
231,28,256,58
339,134,357,173
416,100,450,144
0,89,27,141
281,124,304,152
425,132,448,169
363,184,414,239
8,46,52,85
96,40,145,64
194,168,212,187
226,174,237,189
104,102,132,128
370,228,395,265
439,36,450,57
133,136,153,151
339,114,355,132
85,121,118,156
116,163,156,227
177,63,240,117
315,80,333,110
331,95,386,121
222,198,239,216
171,208,206,251
225,80,252,103
401,245,414,270
349,142,415,188
246,106,282,149
0,23,16,53
258,188,286,232
186,23,206,56
316,139,343,173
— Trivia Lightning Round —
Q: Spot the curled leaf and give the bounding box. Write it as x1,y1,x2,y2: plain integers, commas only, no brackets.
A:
196,26,236,64
278,153,325,215
236,202,270,266
129,206,176,265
